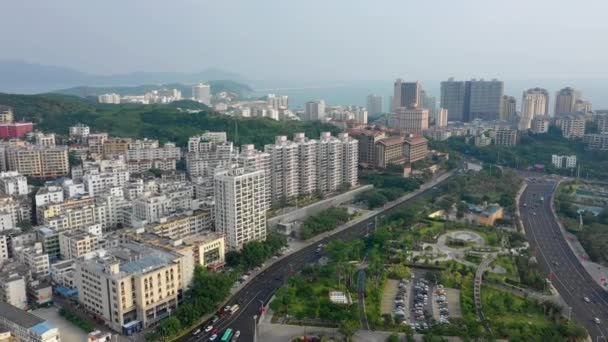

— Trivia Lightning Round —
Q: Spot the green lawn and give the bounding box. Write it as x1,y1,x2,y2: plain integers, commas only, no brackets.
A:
487,256,519,283
482,286,550,328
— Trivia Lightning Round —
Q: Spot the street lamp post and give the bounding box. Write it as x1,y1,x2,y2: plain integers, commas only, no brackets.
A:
253,315,258,342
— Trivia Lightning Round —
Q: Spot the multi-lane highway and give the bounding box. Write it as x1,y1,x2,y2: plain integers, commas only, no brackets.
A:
177,179,447,342
520,178,608,340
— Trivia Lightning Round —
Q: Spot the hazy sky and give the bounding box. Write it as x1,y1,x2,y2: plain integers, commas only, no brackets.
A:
2,0,608,82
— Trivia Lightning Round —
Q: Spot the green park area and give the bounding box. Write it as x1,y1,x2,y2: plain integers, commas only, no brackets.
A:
555,182,608,265
357,172,422,209
300,207,354,240
268,170,587,340
431,128,608,180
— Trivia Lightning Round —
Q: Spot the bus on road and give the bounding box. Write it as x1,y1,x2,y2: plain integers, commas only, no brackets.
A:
220,328,233,342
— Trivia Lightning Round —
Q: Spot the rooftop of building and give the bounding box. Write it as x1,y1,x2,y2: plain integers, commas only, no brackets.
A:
404,134,428,145
0,302,45,328
83,242,181,278
376,136,404,147
126,230,223,251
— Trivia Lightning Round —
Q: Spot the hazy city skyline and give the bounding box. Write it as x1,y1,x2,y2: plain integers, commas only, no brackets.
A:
2,0,608,82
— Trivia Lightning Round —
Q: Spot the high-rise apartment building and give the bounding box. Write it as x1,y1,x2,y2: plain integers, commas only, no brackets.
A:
293,133,318,197
392,108,429,134
264,136,299,204
6,145,69,178
440,78,467,122
555,113,586,139
192,83,211,106
267,94,289,110
214,167,267,250
393,79,421,110
519,88,549,130
421,90,437,118
436,108,448,127
366,94,383,116
468,79,504,121
317,133,343,193
236,144,271,207
337,133,358,188
555,87,581,116
440,78,503,122
500,95,517,122
304,100,326,121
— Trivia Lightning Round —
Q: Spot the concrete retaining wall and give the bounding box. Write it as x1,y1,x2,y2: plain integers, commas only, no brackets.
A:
267,185,374,228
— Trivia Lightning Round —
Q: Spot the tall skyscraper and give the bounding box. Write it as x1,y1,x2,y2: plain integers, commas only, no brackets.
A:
519,88,549,130
192,83,211,105
366,94,383,116
467,79,504,121
500,95,517,122
440,78,467,122
305,100,326,121
421,90,437,118
393,79,421,110
555,87,581,116
214,167,267,250
436,108,448,127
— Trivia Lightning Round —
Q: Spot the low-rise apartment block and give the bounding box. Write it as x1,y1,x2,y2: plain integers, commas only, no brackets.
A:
6,145,69,178
75,242,186,333
0,302,60,342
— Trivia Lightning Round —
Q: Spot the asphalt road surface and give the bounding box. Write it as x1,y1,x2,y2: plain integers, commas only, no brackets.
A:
177,183,445,342
520,178,608,341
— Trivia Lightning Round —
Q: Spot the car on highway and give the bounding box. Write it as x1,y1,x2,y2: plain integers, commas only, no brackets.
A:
205,325,213,333
193,329,201,336
594,317,601,324
209,334,218,341
212,315,220,323
584,296,591,303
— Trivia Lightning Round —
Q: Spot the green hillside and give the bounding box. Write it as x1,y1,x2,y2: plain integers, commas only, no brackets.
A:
0,93,338,147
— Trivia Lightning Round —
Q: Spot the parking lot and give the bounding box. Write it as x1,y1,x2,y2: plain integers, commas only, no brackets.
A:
389,278,410,326
409,270,433,331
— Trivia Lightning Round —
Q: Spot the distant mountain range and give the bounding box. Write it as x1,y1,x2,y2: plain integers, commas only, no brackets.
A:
0,60,248,94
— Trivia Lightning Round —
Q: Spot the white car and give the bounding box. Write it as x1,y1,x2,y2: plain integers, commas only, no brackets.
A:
584,296,591,303
209,334,218,341
594,317,601,324
193,329,201,336
205,325,213,333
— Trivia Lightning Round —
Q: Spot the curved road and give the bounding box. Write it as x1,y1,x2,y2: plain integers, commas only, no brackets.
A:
177,182,447,342
520,178,608,340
